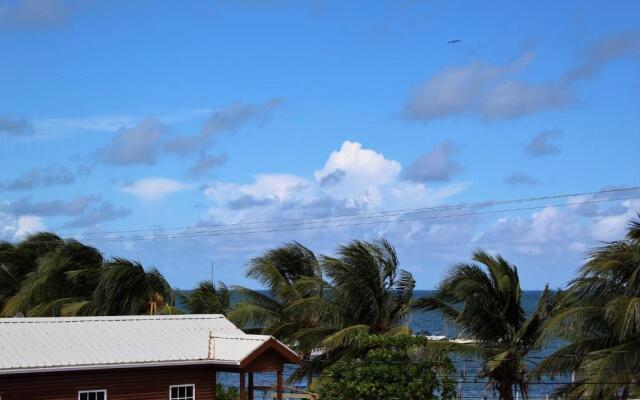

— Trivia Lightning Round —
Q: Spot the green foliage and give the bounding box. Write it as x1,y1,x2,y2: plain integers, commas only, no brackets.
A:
0,232,176,317
414,251,559,400
179,280,230,314
215,383,239,400
91,258,173,315
317,335,456,400
233,238,417,384
536,216,640,399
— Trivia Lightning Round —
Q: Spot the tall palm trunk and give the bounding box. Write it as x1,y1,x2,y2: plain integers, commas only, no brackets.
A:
498,382,513,400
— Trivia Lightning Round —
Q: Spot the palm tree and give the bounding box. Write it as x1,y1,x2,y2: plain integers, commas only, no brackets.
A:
283,238,416,384
0,232,64,310
229,242,325,384
179,280,230,314
536,216,640,399
318,238,416,348
414,251,556,400
2,239,103,317
90,258,174,315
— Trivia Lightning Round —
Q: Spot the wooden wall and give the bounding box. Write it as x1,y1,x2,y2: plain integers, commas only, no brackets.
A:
0,365,216,400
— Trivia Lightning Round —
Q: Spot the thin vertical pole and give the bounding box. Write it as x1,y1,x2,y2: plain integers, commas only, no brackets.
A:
248,372,254,400
277,369,283,400
239,371,246,400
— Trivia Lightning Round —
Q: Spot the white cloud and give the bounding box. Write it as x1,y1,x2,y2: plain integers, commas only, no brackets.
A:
587,198,640,241
120,177,189,201
14,215,45,239
201,140,467,231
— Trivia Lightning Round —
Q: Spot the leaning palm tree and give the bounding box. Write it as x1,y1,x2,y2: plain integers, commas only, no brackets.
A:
0,232,64,310
536,217,640,399
229,242,325,384
179,280,231,314
414,251,557,400
2,239,104,317
319,238,416,347
90,258,174,315
286,238,416,384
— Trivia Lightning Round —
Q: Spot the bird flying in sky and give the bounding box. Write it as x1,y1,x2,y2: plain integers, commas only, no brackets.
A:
447,39,462,44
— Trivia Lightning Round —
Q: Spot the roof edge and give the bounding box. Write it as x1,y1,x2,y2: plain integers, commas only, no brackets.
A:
0,359,240,376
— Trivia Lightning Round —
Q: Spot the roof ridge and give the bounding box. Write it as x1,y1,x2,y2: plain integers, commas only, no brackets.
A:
0,315,226,324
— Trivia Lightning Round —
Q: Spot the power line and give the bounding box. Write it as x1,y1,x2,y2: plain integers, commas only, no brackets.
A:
5,193,640,245
3,186,637,242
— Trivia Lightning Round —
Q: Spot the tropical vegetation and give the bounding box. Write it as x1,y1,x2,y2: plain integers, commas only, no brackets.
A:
0,233,175,317
414,251,558,400
317,335,456,400
1,216,639,398
535,217,640,399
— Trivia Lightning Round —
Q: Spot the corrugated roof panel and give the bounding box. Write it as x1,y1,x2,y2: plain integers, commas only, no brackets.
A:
0,315,289,373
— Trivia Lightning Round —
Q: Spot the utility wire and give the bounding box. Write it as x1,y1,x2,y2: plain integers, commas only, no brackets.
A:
4,189,639,244
74,194,640,243
3,186,637,241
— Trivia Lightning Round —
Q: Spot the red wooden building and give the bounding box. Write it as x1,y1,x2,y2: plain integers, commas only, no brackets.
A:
0,315,299,400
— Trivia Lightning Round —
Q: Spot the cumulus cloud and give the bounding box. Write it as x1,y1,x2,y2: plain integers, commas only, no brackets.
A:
525,130,561,157
0,0,68,30
120,177,189,201
186,153,227,178
96,118,167,166
475,195,640,259
202,141,466,229
404,141,464,183
503,172,539,186
405,32,640,122
165,99,283,157
2,164,74,190
0,116,33,136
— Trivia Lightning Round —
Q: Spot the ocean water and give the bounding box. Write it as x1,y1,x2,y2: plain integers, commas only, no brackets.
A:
216,290,567,399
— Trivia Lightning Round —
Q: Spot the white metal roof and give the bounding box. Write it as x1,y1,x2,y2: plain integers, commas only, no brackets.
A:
0,314,297,374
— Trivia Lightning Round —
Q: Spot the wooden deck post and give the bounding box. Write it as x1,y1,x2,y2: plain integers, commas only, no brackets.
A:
239,371,246,400
248,372,254,400
276,369,283,400
213,370,217,400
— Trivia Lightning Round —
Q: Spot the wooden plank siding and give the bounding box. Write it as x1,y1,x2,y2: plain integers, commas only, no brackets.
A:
0,340,296,400
0,365,216,400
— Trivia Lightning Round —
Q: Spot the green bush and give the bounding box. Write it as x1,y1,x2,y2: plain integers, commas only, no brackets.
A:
317,336,456,400
216,383,239,400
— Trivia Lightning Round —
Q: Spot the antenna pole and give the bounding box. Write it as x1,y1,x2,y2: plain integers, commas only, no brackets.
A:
210,261,214,283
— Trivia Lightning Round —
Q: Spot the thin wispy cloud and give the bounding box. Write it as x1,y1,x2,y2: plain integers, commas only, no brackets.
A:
186,153,228,178
95,118,167,166
0,116,33,136
503,172,539,186
165,99,284,157
0,0,68,30
404,52,570,121
564,30,640,82
404,141,464,183
525,130,561,157
405,32,640,122
1,195,96,217
2,164,75,190
61,201,131,228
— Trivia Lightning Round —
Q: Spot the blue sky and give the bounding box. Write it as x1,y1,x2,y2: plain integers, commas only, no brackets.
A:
0,0,639,289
